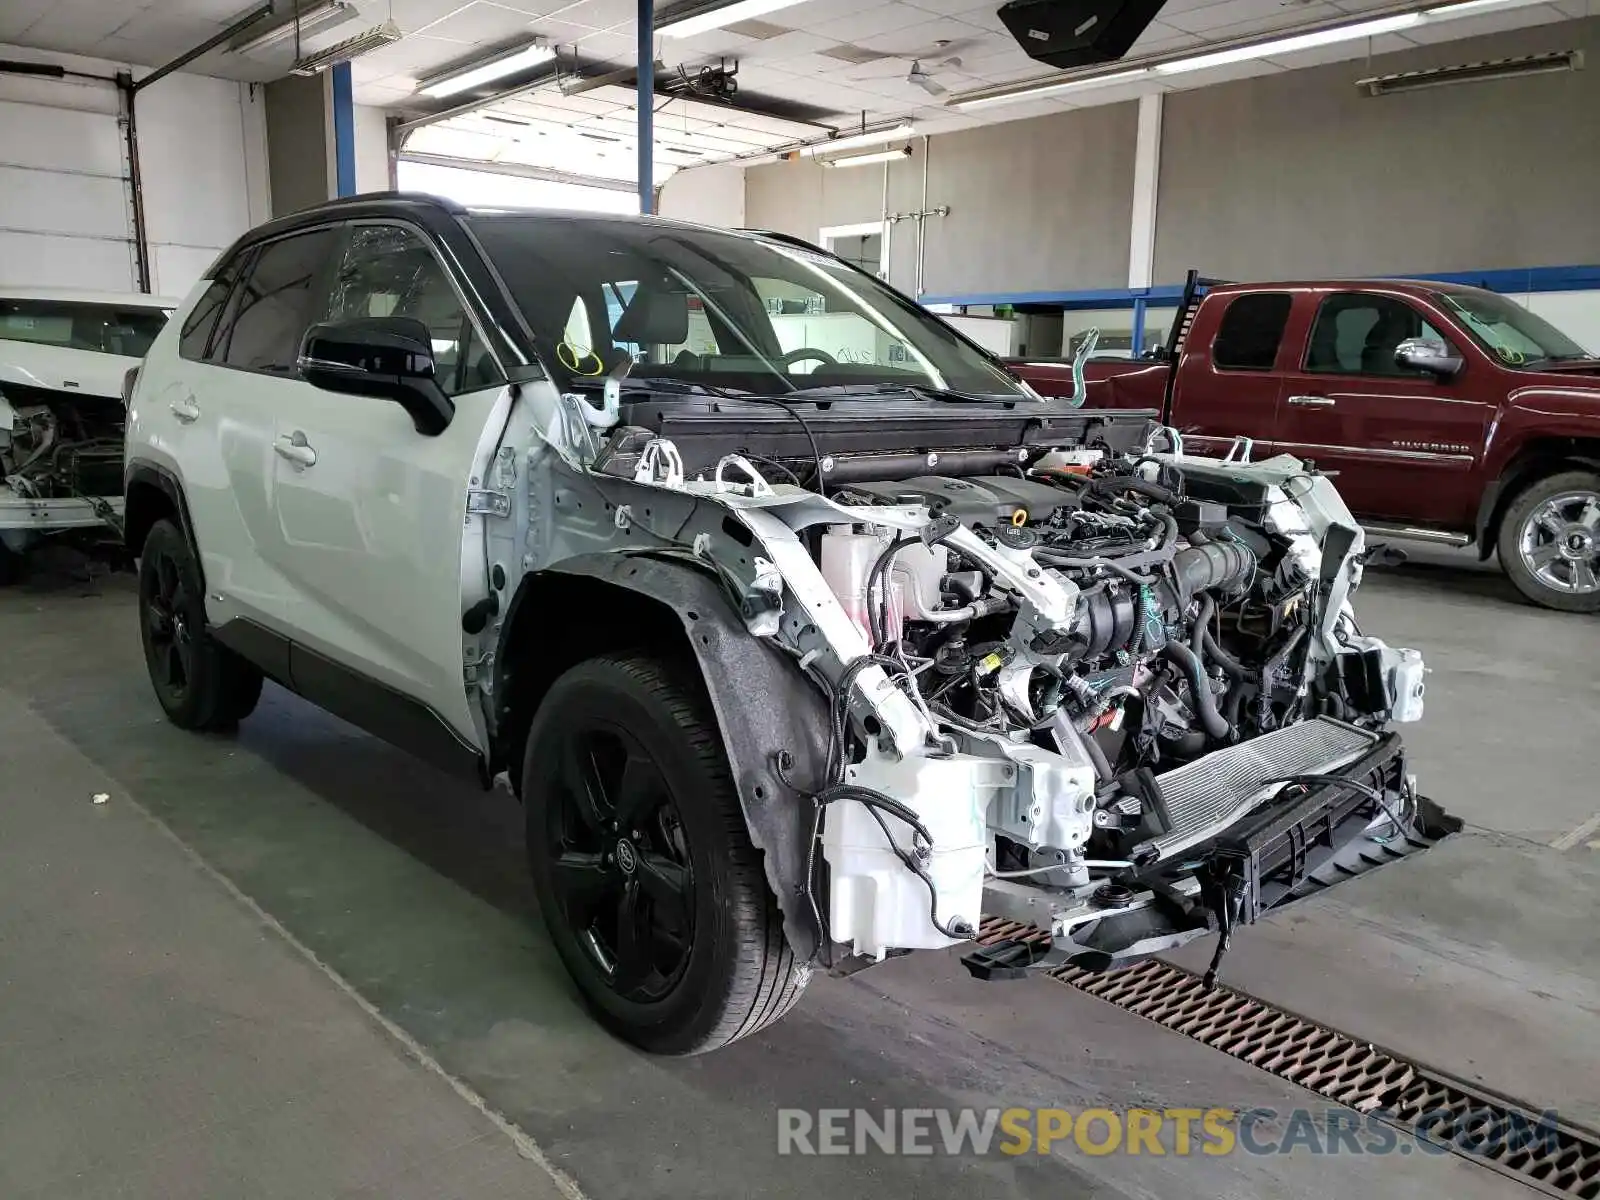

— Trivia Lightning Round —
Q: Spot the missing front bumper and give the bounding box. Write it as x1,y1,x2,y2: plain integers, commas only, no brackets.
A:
965,727,1461,982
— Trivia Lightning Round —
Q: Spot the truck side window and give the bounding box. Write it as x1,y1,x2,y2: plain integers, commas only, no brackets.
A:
1212,293,1291,371
1306,294,1447,377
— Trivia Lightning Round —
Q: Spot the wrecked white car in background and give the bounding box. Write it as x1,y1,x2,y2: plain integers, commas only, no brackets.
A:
0,288,172,578
124,196,1454,1056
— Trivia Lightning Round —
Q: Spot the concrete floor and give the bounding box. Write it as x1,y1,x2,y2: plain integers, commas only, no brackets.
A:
1,545,1595,1199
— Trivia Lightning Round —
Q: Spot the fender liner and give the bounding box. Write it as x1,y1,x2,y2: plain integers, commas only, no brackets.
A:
123,460,202,580
540,553,832,961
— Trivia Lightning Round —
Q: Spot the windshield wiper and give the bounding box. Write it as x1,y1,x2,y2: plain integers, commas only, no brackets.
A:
786,382,1018,405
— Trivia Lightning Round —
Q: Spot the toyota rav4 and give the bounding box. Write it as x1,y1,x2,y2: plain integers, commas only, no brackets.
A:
124,194,1454,1055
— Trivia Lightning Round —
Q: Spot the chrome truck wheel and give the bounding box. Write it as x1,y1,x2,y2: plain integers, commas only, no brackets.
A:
1499,471,1600,613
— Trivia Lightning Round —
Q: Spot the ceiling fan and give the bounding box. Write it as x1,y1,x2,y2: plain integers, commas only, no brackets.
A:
848,38,976,95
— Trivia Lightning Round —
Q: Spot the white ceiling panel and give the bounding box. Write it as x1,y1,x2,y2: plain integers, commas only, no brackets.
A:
410,0,540,41
1160,0,1345,36
1399,1,1572,41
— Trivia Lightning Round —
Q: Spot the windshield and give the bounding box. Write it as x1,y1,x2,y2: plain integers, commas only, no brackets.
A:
468,214,1026,398
1435,290,1592,367
0,298,169,358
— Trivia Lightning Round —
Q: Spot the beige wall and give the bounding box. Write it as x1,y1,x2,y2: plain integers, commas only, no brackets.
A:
744,101,1139,298
1154,16,1600,281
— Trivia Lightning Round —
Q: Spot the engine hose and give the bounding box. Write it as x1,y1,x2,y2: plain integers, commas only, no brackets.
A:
1080,730,1114,782
1202,626,1250,681
1038,511,1179,578
867,534,918,649
1224,680,1248,733
1190,593,1250,681
1160,641,1231,741
1089,475,1178,507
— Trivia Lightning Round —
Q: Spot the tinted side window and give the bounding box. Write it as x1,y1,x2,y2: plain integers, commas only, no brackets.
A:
326,224,499,394
1305,294,1447,376
179,257,244,362
1213,293,1292,371
222,227,339,373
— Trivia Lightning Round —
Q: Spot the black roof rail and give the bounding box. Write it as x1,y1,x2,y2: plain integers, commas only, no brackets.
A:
737,228,827,253
298,190,468,215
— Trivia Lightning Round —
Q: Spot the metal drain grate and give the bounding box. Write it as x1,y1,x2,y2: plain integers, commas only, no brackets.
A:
969,932,1600,1197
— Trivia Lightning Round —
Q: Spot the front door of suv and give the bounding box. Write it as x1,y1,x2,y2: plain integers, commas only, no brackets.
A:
266,221,507,746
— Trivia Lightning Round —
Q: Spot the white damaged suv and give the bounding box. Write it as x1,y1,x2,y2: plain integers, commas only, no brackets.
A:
0,288,172,578
125,194,1454,1054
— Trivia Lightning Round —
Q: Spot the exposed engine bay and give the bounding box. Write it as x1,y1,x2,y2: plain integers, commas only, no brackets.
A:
0,388,124,505
508,383,1457,988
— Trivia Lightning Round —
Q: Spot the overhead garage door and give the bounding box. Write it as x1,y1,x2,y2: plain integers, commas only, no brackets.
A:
0,81,138,292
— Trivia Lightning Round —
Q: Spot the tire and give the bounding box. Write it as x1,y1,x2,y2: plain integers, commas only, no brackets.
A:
1497,470,1600,613
137,518,264,729
522,654,807,1054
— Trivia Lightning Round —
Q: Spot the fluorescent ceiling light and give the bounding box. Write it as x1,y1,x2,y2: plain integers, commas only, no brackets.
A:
658,0,807,38
233,0,352,54
955,68,1150,110
1155,13,1422,74
291,20,402,74
821,147,912,168
420,42,557,97
800,124,915,156
1425,0,1534,13
1357,49,1582,93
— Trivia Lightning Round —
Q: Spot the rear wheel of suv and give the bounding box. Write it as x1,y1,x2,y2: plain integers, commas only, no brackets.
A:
1498,470,1600,613
522,654,807,1054
137,518,264,729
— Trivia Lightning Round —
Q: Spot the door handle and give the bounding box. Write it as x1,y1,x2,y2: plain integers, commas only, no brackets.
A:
275,431,317,468
169,397,201,423
1286,394,1336,408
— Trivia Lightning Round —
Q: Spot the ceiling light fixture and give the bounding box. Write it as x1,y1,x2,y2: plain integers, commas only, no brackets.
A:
232,0,353,54
1357,49,1582,93
800,124,916,155
658,0,808,39
954,68,1149,109
290,19,402,74
1424,0,1540,14
821,146,912,168
419,41,557,97
1153,12,1423,74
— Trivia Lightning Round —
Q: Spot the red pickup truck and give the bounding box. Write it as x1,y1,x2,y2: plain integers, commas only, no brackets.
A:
1009,276,1600,612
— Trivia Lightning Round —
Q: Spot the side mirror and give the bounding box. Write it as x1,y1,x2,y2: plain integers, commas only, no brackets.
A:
1394,337,1464,380
297,316,455,436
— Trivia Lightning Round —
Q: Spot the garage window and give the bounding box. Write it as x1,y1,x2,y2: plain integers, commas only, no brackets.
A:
0,299,168,358
219,227,339,374
1212,293,1292,372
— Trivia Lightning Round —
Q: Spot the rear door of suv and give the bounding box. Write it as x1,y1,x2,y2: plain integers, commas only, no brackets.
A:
135,225,340,641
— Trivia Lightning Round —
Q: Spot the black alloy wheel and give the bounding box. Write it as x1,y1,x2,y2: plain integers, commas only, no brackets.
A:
143,541,195,702
545,725,696,1003
523,654,807,1054
136,519,263,730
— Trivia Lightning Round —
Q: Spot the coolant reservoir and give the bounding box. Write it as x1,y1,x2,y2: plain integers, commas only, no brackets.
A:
820,528,904,644
822,753,993,959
